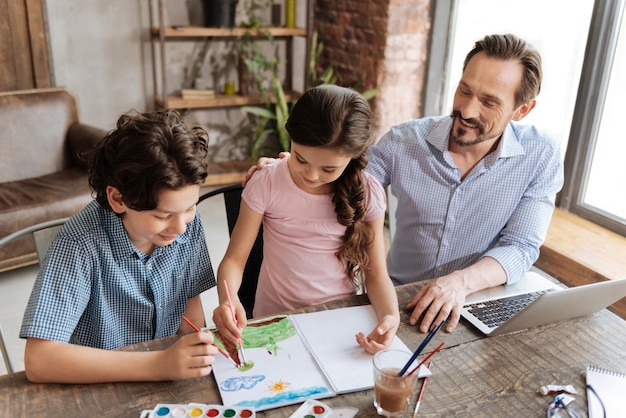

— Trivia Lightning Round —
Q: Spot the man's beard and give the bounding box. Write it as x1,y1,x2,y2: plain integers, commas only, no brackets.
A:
449,110,487,147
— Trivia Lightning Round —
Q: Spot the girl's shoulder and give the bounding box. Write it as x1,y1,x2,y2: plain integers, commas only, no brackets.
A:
243,157,294,211
246,157,289,187
362,171,386,216
363,170,385,194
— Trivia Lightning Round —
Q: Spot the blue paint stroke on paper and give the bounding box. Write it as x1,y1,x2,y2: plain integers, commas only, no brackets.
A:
233,386,331,409
220,375,266,391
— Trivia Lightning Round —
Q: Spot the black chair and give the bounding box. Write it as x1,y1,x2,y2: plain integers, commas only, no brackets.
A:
199,184,263,319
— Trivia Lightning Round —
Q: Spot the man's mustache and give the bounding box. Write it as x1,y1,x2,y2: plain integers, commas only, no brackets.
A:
450,110,485,134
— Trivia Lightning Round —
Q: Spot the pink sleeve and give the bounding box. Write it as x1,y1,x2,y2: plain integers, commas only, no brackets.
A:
241,165,272,215
364,172,387,222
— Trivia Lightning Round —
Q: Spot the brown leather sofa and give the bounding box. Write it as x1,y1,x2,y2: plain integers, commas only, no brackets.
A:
0,88,107,272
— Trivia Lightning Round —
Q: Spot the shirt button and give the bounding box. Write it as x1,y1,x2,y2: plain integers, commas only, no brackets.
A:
147,264,152,270
158,303,162,310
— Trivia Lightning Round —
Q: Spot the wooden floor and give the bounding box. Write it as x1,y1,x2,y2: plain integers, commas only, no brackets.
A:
536,208,626,319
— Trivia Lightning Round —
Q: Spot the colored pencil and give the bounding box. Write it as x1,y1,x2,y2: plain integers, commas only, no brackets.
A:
406,341,445,377
412,362,432,417
182,315,231,360
222,281,248,365
399,319,444,376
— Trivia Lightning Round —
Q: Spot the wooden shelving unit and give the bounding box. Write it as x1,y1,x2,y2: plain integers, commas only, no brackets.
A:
155,90,302,110
204,160,251,186
151,26,307,38
147,0,313,184
148,0,313,110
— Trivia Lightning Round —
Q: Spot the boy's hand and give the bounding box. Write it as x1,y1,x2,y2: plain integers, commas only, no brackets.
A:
161,331,217,380
242,152,290,186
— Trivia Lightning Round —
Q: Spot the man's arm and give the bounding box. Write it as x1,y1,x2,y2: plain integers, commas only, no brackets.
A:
365,130,395,188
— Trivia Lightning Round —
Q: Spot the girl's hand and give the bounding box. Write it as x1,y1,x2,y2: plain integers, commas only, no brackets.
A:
212,301,247,345
355,314,399,354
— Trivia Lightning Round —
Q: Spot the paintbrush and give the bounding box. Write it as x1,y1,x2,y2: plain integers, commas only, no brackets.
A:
222,281,248,366
406,341,445,377
412,362,432,417
182,315,238,367
399,320,444,376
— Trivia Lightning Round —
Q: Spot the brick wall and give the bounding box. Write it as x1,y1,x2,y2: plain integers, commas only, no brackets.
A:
313,0,432,141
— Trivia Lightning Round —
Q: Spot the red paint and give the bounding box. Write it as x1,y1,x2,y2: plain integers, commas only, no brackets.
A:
312,405,325,414
205,409,220,417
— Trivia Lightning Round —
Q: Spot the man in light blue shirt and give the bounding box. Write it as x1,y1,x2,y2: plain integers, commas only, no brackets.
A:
367,34,564,333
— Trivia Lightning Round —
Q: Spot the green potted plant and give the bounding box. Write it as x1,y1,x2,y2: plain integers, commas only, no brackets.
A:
242,30,380,161
242,69,290,161
236,0,275,97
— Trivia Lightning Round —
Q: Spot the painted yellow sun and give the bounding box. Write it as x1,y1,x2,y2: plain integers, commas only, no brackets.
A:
267,379,291,393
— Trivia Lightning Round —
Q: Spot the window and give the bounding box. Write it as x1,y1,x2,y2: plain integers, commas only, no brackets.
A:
426,0,626,236
582,28,625,219
563,1,626,233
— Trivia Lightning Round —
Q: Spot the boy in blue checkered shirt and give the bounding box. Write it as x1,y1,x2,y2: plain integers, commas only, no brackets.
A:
20,109,217,383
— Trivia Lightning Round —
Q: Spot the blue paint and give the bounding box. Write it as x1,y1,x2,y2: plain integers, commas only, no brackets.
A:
155,406,170,416
220,375,266,391
233,386,330,409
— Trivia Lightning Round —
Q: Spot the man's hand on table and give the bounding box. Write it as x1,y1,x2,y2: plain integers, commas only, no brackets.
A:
405,272,469,333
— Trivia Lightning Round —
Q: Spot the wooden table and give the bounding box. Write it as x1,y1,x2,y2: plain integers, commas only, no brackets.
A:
2,280,625,417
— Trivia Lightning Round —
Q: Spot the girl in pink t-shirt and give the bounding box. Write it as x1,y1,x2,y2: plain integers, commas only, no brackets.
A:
213,85,400,354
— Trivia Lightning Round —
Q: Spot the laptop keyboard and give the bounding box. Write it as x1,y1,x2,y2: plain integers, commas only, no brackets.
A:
464,289,554,328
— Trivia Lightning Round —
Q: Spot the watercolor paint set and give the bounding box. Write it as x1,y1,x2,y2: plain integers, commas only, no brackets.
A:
288,399,358,418
140,403,255,418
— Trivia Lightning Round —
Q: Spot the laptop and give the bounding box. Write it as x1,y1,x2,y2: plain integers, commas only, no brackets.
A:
461,268,626,337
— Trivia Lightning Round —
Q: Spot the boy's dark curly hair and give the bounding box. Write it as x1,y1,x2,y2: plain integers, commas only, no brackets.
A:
87,109,210,212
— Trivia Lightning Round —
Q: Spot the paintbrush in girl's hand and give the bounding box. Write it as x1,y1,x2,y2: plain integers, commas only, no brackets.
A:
182,315,237,367
222,281,248,366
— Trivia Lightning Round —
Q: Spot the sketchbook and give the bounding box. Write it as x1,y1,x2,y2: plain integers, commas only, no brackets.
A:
586,365,626,418
210,305,431,412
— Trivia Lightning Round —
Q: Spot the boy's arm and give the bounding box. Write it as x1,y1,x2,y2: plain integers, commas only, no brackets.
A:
357,214,400,354
179,295,205,333
23,332,218,384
